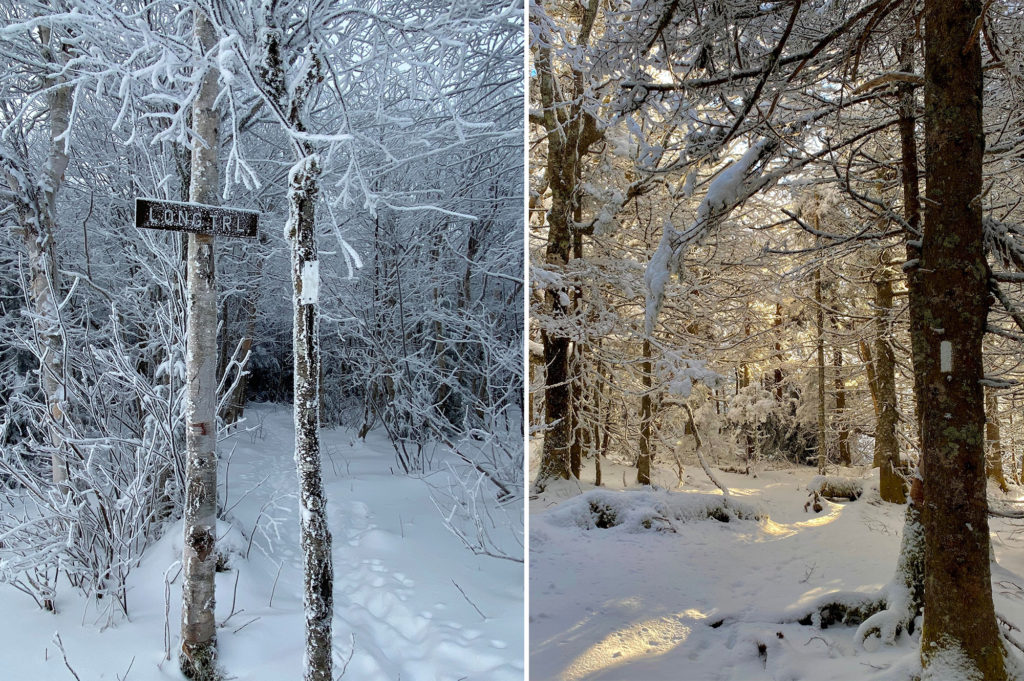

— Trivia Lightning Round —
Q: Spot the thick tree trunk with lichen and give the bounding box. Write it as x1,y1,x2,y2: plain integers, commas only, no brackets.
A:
180,9,220,679
915,0,1006,675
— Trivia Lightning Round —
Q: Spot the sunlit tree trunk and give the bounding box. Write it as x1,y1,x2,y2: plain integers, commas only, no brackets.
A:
860,340,880,423
986,389,1008,493
637,338,652,485
815,263,827,474
874,278,905,503
833,345,850,466
534,0,601,484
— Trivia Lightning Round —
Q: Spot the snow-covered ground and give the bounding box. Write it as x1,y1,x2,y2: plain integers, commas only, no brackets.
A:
530,451,1024,681
0,405,523,680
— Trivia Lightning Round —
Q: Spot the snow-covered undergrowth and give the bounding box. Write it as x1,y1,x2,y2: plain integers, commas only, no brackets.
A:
0,405,523,680
530,449,1024,681
544,488,761,533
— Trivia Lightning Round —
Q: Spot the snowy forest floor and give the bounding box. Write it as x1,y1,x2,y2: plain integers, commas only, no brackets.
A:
529,448,1024,681
0,405,523,680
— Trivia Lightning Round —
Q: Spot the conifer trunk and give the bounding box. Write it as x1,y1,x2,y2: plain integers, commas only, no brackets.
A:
833,346,850,466
637,339,652,485
874,278,905,503
916,0,1006,675
815,263,827,474
986,389,1008,493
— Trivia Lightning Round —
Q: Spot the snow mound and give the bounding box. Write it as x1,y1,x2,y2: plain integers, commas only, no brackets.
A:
808,475,864,501
544,488,762,533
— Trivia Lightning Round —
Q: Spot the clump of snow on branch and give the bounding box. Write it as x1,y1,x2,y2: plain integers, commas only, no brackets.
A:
644,139,777,333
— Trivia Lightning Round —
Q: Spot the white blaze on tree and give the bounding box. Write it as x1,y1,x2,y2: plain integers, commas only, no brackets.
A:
288,151,334,681
255,19,335,679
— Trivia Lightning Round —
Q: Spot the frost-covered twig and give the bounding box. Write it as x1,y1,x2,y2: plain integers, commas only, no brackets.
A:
451,578,487,621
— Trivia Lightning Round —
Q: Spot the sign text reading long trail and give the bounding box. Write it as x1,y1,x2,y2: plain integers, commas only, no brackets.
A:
135,197,259,239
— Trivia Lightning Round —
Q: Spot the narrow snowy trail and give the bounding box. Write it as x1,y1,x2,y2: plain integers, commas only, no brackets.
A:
530,461,1024,681
0,405,522,680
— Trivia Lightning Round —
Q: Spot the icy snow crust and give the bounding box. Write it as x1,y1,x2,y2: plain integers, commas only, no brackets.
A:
0,406,523,680
530,454,1024,681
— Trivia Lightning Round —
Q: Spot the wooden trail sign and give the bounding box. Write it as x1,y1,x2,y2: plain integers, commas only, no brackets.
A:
134,194,258,676
135,197,259,239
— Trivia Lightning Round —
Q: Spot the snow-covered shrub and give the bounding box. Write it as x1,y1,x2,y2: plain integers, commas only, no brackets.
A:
808,475,863,501
545,488,762,533
429,409,524,562
0,239,192,618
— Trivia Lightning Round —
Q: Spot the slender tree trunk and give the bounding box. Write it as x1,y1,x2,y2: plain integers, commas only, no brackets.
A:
815,263,827,474
288,151,334,681
773,303,785,401
833,345,850,466
1010,396,1020,485
569,341,583,480
7,24,74,490
874,278,905,503
180,9,220,678
593,356,605,486
986,389,1008,493
860,340,880,423
916,0,1006,675
637,339,653,485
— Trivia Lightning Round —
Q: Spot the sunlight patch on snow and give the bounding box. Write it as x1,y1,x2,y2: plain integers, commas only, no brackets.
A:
757,504,842,539
760,518,799,538
790,505,843,529
722,486,760,497
561,615,695,681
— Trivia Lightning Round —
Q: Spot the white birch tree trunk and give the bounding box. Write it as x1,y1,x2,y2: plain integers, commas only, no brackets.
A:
180,7,220,679
8,24,73,489
288,150,333,681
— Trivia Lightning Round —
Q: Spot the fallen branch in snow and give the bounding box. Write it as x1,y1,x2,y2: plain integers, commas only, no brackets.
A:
116,656,135,681
790,594,888,630
997,613,1024,657
163,561,181,662
52,633,82,681
451,578,487,621
988,505,1024,519
440,435,515,501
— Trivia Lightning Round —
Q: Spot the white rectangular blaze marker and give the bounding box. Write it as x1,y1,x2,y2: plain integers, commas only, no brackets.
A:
300,260,319,304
